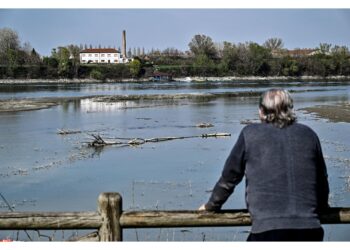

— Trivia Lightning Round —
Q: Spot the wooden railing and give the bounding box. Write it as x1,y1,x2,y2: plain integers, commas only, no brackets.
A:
1,192,350,241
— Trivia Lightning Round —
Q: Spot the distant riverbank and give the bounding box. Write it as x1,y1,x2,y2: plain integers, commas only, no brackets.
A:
1,75,350,84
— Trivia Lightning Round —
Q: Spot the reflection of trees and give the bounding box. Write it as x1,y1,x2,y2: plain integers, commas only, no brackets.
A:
89,145,104,159
61,100,81,113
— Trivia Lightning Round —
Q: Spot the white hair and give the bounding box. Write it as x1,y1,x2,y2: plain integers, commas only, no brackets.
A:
259,89,296,128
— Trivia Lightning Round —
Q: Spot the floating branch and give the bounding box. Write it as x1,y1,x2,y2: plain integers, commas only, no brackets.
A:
57,129,82,135
240,119,259,125
87,133,231,148
196,123,214,128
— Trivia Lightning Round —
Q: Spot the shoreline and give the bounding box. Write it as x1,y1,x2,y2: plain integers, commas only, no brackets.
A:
0,88,343,113
0,75,350,84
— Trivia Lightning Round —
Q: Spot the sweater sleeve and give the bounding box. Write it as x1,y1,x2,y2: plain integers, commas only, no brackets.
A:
315,136,330,211
205,130,246,211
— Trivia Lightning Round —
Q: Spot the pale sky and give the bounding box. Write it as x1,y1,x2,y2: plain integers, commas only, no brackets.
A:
0,9,350,56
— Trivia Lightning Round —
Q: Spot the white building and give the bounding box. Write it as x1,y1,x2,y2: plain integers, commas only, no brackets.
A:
80,48,124,64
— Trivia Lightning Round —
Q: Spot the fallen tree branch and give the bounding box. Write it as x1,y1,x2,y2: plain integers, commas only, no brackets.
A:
57,129,82,135
87,133,231,148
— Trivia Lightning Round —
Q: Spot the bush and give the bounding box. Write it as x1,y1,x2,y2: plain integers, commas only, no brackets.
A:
90,69,103,80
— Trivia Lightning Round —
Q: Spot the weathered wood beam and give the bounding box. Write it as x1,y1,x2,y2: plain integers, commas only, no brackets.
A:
98,192,123,241
320,207,350,224
120,209,251,228
119,207,350,228
0,212,101,230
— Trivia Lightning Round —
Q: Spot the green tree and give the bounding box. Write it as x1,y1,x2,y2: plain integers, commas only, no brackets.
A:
0,27,20,65
67,44,81,77
218,42,238,75
193,53,216,76
281,58,301,76
188,34,217,59
52,46,72,77
330,45,350,75
129,59,142,78
90,69,103,80
248,42,272,76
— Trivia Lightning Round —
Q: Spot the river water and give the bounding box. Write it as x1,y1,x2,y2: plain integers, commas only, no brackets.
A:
0,81,349,241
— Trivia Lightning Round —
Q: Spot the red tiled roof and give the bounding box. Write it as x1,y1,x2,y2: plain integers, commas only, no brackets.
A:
80,48,119,53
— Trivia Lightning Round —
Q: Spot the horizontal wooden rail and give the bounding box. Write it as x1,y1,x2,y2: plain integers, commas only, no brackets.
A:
119,207,350,228
0,212,102,230
120,209,251,228
1,193,350,241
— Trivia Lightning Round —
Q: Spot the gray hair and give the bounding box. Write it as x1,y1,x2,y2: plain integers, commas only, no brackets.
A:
259,89,296,128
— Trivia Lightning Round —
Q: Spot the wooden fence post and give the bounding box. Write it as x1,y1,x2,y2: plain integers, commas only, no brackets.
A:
98,192,123,241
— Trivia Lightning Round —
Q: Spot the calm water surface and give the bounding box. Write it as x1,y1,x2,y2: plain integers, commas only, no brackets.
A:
0,81,349,241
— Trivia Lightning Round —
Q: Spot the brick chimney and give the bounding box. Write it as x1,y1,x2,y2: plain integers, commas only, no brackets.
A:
122,30,126,59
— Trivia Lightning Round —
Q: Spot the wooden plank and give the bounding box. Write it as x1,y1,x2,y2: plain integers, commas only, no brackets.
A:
119,207,350,228
0,212,101,230
120,209,251,228
320,207,350,224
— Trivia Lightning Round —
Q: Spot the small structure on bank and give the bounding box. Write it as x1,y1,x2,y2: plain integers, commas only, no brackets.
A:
152,71,173,82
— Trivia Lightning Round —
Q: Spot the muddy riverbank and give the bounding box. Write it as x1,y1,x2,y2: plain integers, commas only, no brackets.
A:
0,87,341,113
301,101,350,123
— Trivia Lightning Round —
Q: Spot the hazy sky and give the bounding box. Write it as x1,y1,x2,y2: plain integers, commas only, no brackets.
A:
0,9,350,56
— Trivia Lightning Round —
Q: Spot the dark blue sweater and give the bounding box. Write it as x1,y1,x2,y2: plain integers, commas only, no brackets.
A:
205,122,330,233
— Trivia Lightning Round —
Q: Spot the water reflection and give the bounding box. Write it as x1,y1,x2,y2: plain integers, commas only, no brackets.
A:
0,81,349,100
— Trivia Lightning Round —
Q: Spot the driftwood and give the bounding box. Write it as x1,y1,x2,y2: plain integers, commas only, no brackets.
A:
57,129,82,135
88,133,231,148
196,123,214,128
240,119,259,125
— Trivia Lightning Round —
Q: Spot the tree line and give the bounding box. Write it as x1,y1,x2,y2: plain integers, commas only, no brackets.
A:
1,27,350,80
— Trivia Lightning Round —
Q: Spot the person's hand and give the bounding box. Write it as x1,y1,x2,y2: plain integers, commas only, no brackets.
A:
198,204,206,211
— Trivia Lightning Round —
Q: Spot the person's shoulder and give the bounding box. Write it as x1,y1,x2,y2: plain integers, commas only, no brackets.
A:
241,123,266,134
292,122,314,132
291,122,319,138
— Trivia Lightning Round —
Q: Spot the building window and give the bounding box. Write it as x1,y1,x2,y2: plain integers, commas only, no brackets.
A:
95,60,98,63
114,54,118,57
82,60,86,63
88,54,92,57
101,60,105,62
101,54,105,57
114,60,118,63
107,54,111,57
95,54,98,57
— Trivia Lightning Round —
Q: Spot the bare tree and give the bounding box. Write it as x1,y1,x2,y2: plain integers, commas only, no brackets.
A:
263,38,284,51
0,27,20,53
318,43,332,54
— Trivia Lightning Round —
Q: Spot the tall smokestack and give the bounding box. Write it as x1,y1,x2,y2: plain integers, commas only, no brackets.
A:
122,30,126,59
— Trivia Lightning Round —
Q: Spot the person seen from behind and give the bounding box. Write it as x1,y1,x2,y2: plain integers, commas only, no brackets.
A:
199,88,330,241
